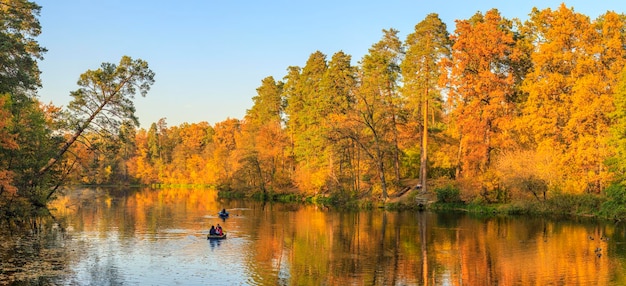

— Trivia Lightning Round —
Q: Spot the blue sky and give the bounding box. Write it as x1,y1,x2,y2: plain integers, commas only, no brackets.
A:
35,1,623,129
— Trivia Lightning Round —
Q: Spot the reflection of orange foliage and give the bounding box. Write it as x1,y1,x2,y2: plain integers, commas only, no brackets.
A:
50,188,218,234
50,189,624,284
48,195,71,214
432,218,618,285
248,208,622,285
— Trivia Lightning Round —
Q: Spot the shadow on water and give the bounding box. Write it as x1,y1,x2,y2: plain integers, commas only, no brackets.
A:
209,238,222,249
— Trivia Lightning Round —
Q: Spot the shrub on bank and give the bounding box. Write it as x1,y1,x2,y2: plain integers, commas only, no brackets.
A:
430,190,609,219
545,192,604,216
250,191,305,202
217,190,246,199
435,185,461,203
599,183,626,221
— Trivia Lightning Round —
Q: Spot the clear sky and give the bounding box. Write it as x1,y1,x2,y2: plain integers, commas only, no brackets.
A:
35,1,623,129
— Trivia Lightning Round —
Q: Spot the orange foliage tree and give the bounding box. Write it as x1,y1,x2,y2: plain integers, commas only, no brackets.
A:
520,5,626,193
443,9,525,201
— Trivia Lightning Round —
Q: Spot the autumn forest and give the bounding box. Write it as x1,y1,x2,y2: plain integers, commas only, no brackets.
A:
3,2,626,219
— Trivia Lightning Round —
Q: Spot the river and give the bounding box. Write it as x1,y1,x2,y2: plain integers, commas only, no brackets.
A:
1,187,625,285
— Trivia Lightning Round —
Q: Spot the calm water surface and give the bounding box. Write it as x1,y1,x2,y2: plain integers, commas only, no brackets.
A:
1,187,626,285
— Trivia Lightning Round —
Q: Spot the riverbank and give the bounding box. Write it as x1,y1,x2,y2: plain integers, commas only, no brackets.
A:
218,186,626,222
57,182,623,222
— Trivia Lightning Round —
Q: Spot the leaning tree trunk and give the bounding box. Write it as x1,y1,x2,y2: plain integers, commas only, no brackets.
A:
37,95,113,177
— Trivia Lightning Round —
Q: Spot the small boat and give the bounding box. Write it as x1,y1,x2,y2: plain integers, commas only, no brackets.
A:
207,233,227,240
218,211,229,217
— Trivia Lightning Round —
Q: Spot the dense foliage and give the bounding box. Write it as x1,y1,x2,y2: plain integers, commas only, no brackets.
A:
0,1,154,219
2,2,626,218
124,5,626,206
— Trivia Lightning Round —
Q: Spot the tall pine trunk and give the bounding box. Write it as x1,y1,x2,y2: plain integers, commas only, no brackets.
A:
420,95,428,193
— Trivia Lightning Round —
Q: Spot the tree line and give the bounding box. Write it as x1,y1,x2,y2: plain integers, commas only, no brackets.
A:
122,5,626,204
2,2,626,218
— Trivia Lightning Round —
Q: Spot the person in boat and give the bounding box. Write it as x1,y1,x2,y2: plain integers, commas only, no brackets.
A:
216,224,223,235
209,225,217,235
220,208,227,215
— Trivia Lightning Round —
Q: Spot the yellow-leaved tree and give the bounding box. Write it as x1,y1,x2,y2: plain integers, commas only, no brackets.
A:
520,5,626,194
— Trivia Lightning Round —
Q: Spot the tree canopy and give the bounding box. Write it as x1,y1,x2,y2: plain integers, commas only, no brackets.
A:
3,3,626,217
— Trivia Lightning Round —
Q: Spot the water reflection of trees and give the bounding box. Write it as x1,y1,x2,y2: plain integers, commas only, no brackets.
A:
49,187,219,236
239,206,626,285
21,187,626,285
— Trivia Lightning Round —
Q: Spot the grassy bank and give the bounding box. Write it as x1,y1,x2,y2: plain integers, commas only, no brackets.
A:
218,183,626,222
423,184,626,222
